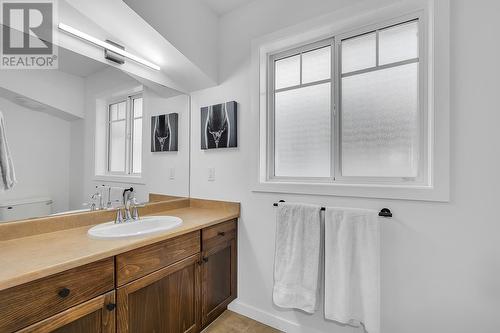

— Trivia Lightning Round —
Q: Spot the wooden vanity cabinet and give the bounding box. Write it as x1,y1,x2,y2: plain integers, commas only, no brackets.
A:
200,220,237,327
4,219,237,333
116,254,201,333
115,221,238,332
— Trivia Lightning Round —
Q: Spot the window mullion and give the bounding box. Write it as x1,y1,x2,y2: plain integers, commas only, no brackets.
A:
332,37,342,182
330,38,336,182
125,97,132,175
107,105,111,173
129,97,133,175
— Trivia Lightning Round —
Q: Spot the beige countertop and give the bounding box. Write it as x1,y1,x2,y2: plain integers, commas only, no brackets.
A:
0,199,239,291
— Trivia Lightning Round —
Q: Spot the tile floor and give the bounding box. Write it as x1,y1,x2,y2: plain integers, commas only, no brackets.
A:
202,311,282,333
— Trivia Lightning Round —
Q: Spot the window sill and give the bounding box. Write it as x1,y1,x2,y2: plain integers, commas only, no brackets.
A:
252,181,449,202
94,174,145,185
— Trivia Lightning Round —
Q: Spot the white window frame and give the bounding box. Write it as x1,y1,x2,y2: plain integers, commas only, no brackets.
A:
106,93,143,176
267,38,335,183
267,15,426,185
334,17,428,186
253,0,450,202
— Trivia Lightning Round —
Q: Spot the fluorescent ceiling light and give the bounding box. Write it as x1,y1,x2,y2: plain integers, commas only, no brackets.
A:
58,23,161,71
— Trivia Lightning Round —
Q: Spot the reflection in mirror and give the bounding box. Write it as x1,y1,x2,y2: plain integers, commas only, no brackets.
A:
0,47,190,223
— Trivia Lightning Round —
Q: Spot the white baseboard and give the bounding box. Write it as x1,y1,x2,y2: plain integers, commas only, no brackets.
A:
228,300,325,333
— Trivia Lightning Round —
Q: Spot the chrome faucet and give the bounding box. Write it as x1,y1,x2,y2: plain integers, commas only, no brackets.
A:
90,186,111,210
90,189,102,211
106,186,112,209
130,198,146,221
113,187,146,224
122,187,135,221
98,185,113,209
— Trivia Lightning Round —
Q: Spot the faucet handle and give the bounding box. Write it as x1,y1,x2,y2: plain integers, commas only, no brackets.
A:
131,201,146,221
83,201,97,211
115,207,124,224
130,197,146,206
132,206,139,221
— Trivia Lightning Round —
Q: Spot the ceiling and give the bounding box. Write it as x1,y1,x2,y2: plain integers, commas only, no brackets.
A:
200,0,255,16
58,47,108,78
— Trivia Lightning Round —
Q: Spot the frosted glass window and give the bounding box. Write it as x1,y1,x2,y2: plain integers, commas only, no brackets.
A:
109,120,126,172
106,95,143,175
275,55,300,89
341,63,419,177
117,101,126,119
132,97,143,174
110,104,118,120
379,21,419,65
302,46,331,84
132,118,142,173
267,19,424,184
275,83,331,177
342,33,376,73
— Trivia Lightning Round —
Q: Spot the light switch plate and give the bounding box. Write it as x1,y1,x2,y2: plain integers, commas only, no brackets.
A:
208,168,215,181
169,168,175,180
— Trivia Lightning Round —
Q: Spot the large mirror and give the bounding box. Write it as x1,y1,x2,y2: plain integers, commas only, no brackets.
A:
0,47,190,223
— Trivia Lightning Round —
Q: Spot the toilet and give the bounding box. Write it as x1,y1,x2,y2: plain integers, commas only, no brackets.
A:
0,197,53,222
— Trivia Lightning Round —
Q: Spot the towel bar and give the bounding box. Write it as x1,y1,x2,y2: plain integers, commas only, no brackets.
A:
272,200,393,218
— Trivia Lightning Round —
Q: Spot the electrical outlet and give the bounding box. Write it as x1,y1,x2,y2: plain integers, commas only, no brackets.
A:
169,168,175,180
208,168,215,181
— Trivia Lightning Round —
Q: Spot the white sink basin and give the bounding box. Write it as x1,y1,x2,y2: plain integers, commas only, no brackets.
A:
88,216,182,239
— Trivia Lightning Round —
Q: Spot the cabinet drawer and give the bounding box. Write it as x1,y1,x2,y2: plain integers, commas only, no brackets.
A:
116,231,201,286
0,258,114,333
202,220,237,250
17,291,115,333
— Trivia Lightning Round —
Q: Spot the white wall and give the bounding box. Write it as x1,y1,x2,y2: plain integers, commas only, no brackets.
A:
0,97,71,213
142,91,190,198
189,0,500,332
0,69,84,119
123,0,219,84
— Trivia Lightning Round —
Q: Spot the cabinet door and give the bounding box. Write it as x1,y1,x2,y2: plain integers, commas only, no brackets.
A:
117,254,201,333
17,291,115,333
201,238,237,327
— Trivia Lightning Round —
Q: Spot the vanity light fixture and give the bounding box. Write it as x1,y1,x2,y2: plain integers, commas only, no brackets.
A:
58,23,161,71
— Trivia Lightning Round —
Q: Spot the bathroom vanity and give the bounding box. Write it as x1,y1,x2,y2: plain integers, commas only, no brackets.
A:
0,197,239,333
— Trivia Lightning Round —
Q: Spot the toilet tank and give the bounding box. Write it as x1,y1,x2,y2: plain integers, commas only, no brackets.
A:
0,197,53,222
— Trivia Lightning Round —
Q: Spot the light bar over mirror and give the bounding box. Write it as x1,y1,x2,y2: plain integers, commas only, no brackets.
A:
58,23,161,71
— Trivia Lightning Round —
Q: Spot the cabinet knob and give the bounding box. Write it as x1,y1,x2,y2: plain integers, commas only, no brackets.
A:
106,303,116,311
203,257,209,263
218,231,226,236
58,288,70,298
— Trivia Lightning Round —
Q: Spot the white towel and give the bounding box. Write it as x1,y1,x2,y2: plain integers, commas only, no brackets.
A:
324,208,380,333
0,112,16,191
273,202,321,313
